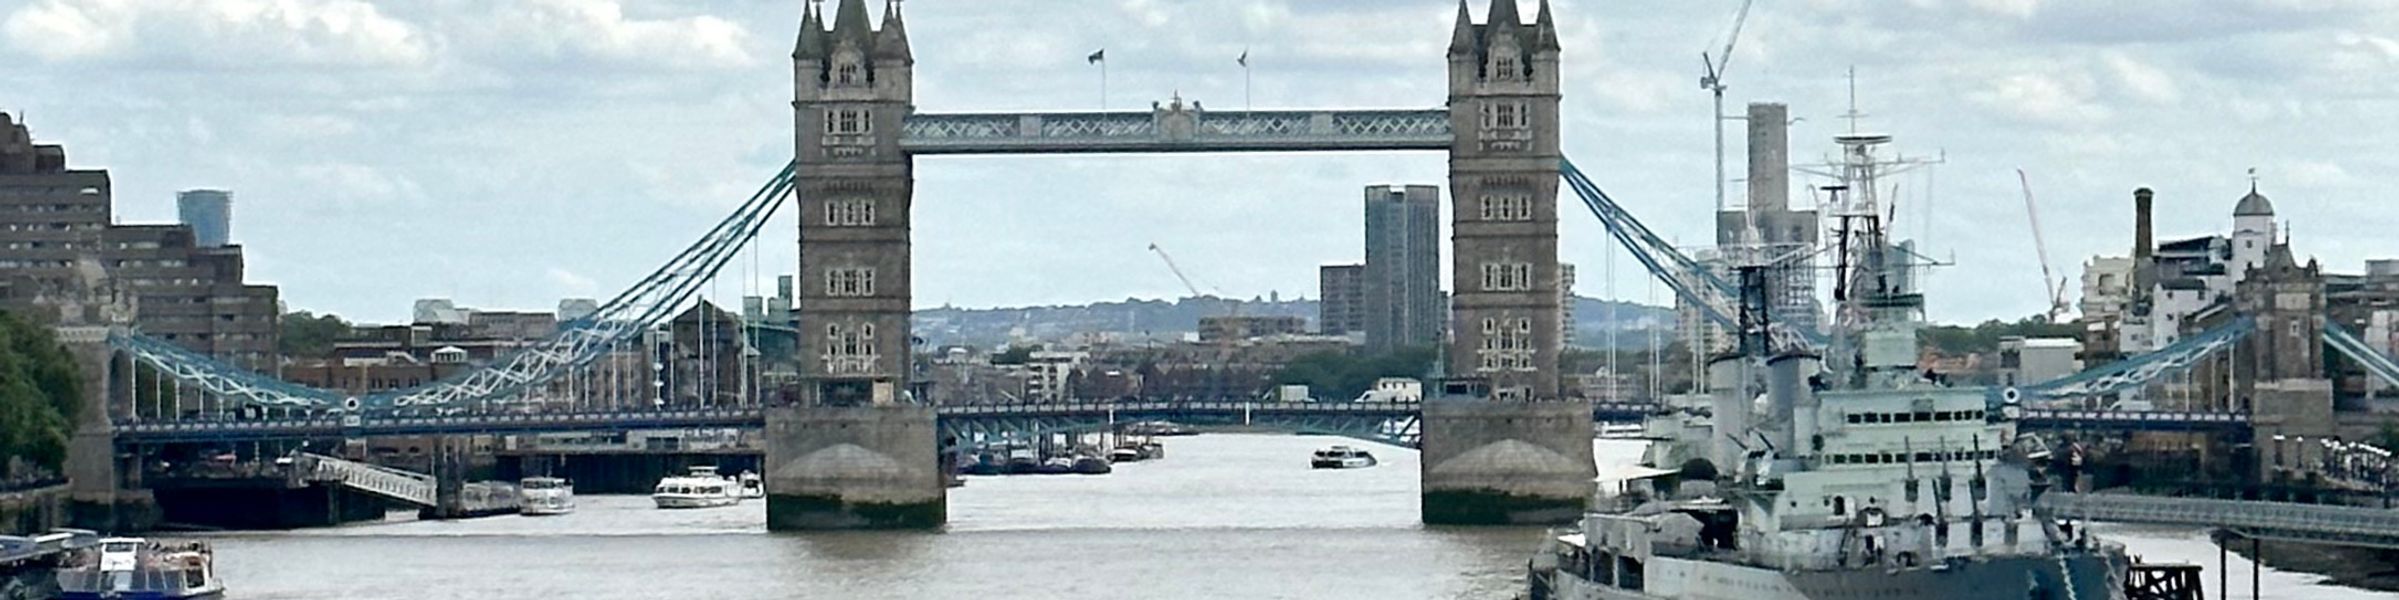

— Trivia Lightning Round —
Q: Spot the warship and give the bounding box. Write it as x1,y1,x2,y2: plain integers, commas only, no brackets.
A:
1528,129,2130,600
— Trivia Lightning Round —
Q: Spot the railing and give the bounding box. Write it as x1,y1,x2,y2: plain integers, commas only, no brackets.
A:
2039,492,2399,550
296,452,436,506
900,109,1452,154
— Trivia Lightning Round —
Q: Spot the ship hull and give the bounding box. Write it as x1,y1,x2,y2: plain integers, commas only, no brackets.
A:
1551,552,2127,600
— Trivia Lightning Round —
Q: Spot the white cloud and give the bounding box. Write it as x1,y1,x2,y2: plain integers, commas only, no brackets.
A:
2101,52,2181,105
3,0,430,67
1970,71,2109,126
437,0,757,70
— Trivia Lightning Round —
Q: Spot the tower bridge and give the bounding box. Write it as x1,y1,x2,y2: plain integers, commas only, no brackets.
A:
46,0,2399,533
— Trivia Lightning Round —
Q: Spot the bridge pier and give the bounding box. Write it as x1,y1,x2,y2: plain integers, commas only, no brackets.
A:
56,325,158,533
763,405,944,530
1419,399,1595,525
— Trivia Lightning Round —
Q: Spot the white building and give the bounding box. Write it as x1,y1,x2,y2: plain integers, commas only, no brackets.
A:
2082,186,2282,355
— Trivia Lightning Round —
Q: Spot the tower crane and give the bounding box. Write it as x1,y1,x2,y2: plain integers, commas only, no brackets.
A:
1701,0,1760,216
2016,169,2071,323
1149,242,1240,319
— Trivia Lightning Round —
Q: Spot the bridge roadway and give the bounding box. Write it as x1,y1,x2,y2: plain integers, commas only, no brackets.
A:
108,402,2249,445
2040,492,2399,550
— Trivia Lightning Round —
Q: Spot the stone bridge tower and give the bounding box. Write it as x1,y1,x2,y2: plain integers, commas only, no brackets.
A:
768,0,944,530
1419,0,1595,525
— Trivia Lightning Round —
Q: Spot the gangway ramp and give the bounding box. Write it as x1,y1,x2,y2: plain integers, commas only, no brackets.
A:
296,452,436,507
2040,492,2399,550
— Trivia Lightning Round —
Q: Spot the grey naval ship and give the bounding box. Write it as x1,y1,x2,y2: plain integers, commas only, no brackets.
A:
1529,130,2130,600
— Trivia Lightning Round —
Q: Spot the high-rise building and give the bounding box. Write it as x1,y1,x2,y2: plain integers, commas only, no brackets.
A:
1318,264,1365,335
176,189,232,247
1363,184,1442,352
0,114,278,370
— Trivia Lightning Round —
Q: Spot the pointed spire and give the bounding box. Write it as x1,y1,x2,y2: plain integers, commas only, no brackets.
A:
1448,0,1477,54
832,0,873,46
1489,0,1524,35
794,0,827,60
874,0,911,61
1534,0,1560,52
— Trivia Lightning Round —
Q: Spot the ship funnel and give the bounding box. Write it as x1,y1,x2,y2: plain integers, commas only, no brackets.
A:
1706,354,1754,477
1767,352,1822,457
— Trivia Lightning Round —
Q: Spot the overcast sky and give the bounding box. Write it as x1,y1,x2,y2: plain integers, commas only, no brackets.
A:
3,0,2392,325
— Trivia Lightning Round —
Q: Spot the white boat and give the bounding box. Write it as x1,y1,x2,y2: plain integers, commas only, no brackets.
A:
55,537,225,599
736,470,765,499
519,476,575,516
1310,445,1377,469
651,466,741,509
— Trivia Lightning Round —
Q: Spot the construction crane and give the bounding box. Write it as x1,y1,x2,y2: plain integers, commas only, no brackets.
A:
1149,242,1239,317
2016,169,2071,323
1700,0,1759,216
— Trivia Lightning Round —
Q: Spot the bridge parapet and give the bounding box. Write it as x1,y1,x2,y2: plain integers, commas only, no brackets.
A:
900,109,1452,154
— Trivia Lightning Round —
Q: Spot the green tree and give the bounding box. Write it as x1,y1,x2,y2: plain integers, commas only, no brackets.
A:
1274,345,1435,401
989,344,1035,366
0,311,79,472
279,310,352,359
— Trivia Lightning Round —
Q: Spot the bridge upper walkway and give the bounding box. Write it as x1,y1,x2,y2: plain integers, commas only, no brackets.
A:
110,401,2247,445
2040,492,2399,550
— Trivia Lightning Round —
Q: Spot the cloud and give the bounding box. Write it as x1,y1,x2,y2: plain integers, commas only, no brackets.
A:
435,0,757,70
3,0,431,67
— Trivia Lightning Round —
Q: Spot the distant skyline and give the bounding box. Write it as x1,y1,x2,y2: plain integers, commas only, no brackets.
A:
2,0,2392,324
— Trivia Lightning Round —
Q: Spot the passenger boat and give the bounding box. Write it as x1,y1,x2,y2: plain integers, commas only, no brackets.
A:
518,476,575,516
1310,445,1377,469
55,538,225,599
1071,455,1113,474
651,466,741,509
1035,457,1076,475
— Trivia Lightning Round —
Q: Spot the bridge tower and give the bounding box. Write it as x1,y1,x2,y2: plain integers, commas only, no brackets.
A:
1419,0,1595,525
2233,235,2335,482
43,262,159,531
766,0,945,530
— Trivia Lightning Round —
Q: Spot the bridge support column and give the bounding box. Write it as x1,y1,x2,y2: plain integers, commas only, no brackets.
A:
1419,399,1594,525
763,405,944,530
56,326,157,533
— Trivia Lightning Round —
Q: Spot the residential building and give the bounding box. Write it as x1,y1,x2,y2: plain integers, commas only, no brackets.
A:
175,189,231,247
1363,184,1441,351
1318,264,1365,335
1997,337,2083,387
0,113,279,370
1198,315,1306,342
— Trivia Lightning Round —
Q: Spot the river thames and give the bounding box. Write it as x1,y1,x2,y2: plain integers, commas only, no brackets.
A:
197,435,2391,599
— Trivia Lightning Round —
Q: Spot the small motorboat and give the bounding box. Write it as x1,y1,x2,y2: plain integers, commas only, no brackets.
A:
1004,448,1040,475
518,476,575,516
1035,457,1076,475
1071,455,1113,474
55,537,226,599
1311,445,1377,469
1138,441,1165,460
965,453,1006,475
736,470,766,499
1107,447,1143,463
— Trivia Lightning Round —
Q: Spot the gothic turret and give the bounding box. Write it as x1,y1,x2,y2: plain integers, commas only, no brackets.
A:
1534,0,1560,52
873,0,911,62
831,0,873,47
1449,1,1476,55
793,1,827,61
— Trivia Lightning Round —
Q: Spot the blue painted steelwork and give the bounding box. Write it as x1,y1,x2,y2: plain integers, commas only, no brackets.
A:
107,163,800,410
2323,318,2399,389
900,109,1452,154
2011,317,2254,406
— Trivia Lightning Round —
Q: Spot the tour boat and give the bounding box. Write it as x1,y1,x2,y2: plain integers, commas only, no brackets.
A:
1310,445,1378,469
651,466,741,509
518,476,576,516
55,538,225,599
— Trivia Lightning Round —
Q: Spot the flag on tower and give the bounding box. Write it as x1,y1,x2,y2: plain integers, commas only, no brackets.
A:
1237,49,1248,67
1087,49,1106,64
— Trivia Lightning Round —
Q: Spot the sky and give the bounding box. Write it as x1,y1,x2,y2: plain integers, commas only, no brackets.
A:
2,0,2393,325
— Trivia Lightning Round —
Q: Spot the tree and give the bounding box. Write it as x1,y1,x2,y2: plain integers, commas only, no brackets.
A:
0,311,79,472
279,310,352,359
989,345,1035,366
1274,345,1435,401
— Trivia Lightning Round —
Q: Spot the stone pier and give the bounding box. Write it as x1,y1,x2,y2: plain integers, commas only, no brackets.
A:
55,325,158,533
1419,399,1595,525
762,405,944,530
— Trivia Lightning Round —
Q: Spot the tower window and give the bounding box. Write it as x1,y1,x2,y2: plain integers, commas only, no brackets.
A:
1482,101,1531,130
836,63,862,85
1481,262,1535,291
1479,194,1534,221
826,199,876,226
825,267,876,297
824,108,872,135
1477,317,1536,371
1495,56,1518,80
